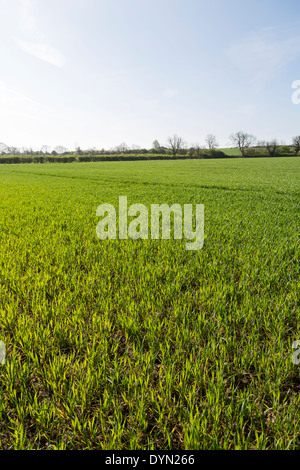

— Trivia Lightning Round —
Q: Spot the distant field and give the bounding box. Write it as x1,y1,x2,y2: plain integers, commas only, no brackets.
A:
219,147,242,156
0,158,299,450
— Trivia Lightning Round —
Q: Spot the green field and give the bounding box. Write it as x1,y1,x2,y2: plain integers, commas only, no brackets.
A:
219,147,242,156
0,157,299,450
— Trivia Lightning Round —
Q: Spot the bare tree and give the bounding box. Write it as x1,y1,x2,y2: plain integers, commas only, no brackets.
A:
230,131,256,157
54,146,68,154
115,143,129,153
0,142,9,154
130,144,141,151
87,147,98,154
41,145,51,154
9,146,20,154
205,134,219,149
265,140,279,157
189,143,204,158
293,136,300,154
167,134,185,157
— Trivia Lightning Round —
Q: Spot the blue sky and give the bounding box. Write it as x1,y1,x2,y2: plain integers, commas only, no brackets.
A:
1,0,300,150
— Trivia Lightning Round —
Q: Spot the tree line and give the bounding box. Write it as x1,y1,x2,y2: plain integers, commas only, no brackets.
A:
165,133,300,158
0,132,300,158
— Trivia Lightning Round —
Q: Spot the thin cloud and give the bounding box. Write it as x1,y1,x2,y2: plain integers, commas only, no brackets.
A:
14,0,65,67
14,37,65,67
